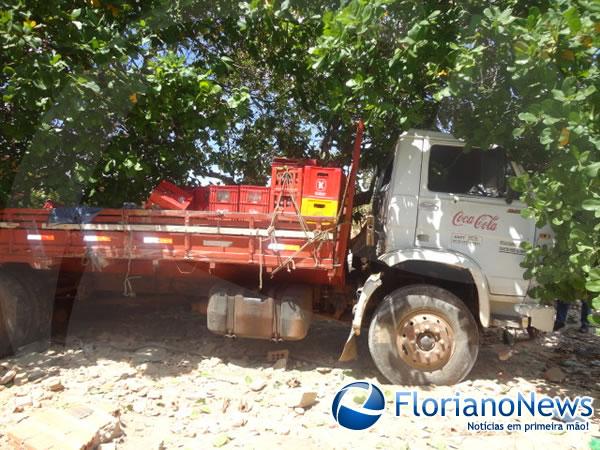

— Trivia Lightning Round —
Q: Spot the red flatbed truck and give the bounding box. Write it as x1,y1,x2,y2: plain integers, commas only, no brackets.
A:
0,124,364,361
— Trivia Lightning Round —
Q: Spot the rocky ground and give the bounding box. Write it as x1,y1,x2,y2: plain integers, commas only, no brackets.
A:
0,296,599,450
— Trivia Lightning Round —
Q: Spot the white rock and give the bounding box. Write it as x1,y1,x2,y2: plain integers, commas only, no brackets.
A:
99,443,117,450
230,412,247,427
250,379,267,392
147,389,162,400
132,399,147,413
13,396,32,412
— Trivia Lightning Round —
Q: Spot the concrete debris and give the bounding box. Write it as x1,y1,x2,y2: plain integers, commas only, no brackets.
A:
0,300,596,449
544,366,567,383
267,349,289,362
272,358,287,370
7,404,121,449
0,369,16,385
288,391,317,409
45,377,64,392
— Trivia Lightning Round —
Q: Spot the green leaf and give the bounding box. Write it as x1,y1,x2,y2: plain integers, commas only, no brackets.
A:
563,7,581,33
586,280,600,293
518,112,537,123
212,434,229,448
81,80,100,93
584,162,600,178
587,269,600,293
582,200,600,211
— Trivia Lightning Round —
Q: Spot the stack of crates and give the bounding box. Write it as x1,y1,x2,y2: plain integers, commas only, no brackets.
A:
240,186,270,214
300,166,343,219
270,158,316,214
208,186,240,213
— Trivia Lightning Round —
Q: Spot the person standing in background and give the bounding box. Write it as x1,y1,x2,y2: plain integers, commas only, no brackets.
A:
553,300,591,333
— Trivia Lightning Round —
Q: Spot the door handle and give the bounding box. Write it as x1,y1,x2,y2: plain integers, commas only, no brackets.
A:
419,202,438,211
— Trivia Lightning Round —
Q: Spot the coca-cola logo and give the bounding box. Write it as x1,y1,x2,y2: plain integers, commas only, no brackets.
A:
452,211,499,231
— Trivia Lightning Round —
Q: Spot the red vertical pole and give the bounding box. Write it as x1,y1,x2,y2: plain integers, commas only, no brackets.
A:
331,119,364,287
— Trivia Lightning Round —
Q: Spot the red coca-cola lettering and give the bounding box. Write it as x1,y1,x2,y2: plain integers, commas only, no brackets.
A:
452,211,499,231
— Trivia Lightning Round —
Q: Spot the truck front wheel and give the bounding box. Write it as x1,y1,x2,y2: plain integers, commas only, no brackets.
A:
368,284,479,385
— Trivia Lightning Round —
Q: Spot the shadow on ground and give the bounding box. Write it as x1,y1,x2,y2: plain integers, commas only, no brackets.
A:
4,293,599,408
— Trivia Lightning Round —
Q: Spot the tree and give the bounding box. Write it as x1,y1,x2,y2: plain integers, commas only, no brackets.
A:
434,2,600,313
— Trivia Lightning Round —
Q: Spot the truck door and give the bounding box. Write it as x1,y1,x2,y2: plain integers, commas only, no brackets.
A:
415,143,535,297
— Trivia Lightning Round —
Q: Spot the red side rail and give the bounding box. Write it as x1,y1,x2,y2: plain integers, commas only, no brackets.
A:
0,208,338,285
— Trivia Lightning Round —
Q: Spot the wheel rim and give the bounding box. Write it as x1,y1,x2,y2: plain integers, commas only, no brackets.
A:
395,308,455,371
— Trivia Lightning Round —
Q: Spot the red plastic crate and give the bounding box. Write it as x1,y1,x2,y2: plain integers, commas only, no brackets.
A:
208,186,239,213
240,186,270,214
147,181,193,210
270,160,305,214
302,166,343,200
190,186,209,211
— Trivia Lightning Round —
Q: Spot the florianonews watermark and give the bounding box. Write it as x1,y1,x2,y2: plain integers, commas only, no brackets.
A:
332,381,593,432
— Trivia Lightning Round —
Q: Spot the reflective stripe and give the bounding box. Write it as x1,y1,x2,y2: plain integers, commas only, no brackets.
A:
27,234,55,241
38,223,332,240
143,237,173,244
268,243,301,251
83,235,111,242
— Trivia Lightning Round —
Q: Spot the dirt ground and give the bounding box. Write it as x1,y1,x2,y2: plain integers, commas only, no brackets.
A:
0,295,599,450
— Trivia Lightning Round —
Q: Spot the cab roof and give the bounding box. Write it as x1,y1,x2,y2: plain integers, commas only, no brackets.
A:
401,128,463,143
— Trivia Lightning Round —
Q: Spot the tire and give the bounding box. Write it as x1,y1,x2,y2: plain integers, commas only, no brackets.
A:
368,284,479,385
0,271,35,357
2,267,54,343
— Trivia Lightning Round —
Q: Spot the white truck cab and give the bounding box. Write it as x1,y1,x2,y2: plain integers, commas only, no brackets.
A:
344,129,554,385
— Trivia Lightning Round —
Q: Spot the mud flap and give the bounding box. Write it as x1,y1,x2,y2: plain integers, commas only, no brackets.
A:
338,273,383,362
338,330,358,362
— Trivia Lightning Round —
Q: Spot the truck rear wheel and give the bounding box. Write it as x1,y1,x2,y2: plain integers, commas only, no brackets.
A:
2,267,54,344
0,271,35,357
368,284,479,385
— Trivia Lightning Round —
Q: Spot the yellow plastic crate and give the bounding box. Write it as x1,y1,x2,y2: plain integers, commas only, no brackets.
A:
300,198,338,218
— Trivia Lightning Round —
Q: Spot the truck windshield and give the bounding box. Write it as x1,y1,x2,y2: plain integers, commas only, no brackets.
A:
428,145,508,198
